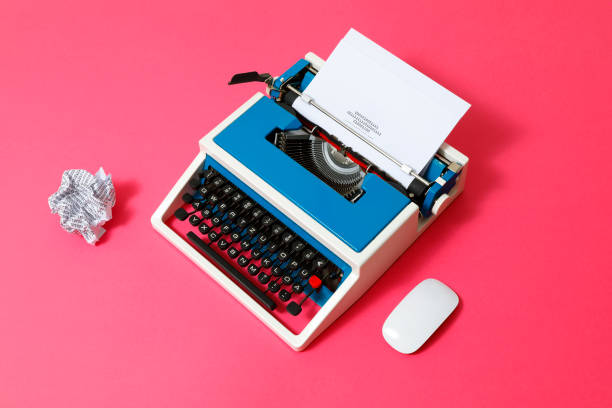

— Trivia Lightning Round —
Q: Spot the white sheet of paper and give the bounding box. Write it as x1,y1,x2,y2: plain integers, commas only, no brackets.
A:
292,29,470,187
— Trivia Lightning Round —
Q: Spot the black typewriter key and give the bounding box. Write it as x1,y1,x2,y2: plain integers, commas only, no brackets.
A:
212,176,225,188
240,239,252,251
201,208,213,219
241,200,254,212
261,257,273,268
188,178,200,189
208,231,220,242
208,194,220,205
302,249,315,261
227,247,240,259
314,258,328,269
237,255,249,267
281,275,293,285
203,167,216,180
291,240,305,253
246,226,258,236
270,224,284,236
268,280,281,293
257,234,269,245
230,232,241,243
281,232,294,244
226,209,238,220
250,207,264,220
217,239,230,250
279,289,291,302
258,273,271,284
221,184,235,196
220,224,232,234
278,250,289,262
271,265,284,277
182,193,194,204
189,214,202,226
288,260,300,271
247,264,260,276
251,248,263,260
211,216,223,226
230,192,244,203
261,215,274,228
192,200,204,210
267,241,280,253
199,185,209,197
299,269,312,280
292,283,305,294
198,223,211,235
217,202,229,214
236,217,249,229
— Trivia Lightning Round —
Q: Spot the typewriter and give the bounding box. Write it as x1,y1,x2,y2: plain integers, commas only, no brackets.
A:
151,52,469,350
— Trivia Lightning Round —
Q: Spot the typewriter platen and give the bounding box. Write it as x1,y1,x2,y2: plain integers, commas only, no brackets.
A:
151,53,468,350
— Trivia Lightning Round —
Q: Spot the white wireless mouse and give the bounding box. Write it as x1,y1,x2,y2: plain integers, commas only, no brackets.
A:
382,278,459,354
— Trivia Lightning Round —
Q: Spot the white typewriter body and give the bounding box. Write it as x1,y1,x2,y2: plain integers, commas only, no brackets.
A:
151,53,468,350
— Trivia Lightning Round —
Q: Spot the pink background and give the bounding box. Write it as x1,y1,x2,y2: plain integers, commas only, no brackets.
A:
1,0,611,407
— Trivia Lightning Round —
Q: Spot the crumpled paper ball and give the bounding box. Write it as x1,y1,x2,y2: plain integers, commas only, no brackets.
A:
48,167,116,244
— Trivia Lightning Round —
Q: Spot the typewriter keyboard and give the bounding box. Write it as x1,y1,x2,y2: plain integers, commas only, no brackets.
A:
168,164,346,332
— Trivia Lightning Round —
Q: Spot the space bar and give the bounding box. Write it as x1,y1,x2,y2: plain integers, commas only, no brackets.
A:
187,232,277,311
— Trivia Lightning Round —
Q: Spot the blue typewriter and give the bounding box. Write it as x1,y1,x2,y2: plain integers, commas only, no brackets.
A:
151,51,469,350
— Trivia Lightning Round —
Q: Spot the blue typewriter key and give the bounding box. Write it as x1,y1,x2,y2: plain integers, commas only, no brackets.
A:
247,264,260,276
258,273,271,284
237,255,249,267
282,275,293,285
299,269,311,280
217,239,230,250
189,215,202,226
268,280,281,293
251,248,263,260
227,247,240,259
198,223,211,235
288,260,299,271
240,240,252,251
279,289,291,302
230,232,241,243
201,208,213,219
208,231,220,242
211,216,223,226
292,283,304,294
261,257,273,268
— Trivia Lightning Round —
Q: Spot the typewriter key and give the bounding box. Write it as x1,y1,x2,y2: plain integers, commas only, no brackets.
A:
217,239,230,250
237,255,249,267
279,289,291,302
247,264,260,276
258,273,271,284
